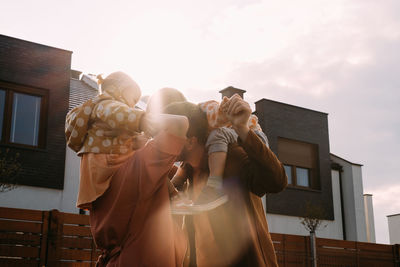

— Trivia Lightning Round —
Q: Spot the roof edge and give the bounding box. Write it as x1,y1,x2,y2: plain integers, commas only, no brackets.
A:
0,34,73,54
330,153,363,166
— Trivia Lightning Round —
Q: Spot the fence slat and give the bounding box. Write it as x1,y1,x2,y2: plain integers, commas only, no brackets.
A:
0,232,41,246
63,213,90,225
59,247,93,261
63,225,92,237
57,262,93,267
0,258,39,267
0,244,40,257
0,220,42,233
0,207,43,221
60,236,94,249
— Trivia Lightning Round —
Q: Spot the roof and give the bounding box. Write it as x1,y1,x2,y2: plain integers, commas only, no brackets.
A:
219,86,246,94
330,153,363,167
255,98,328,115
69,78,98,110
0,34,72,54
387,213,400,218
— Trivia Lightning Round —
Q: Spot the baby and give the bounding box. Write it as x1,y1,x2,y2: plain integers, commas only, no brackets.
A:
194,98,267,209
169,95,268,214
72,72,185,209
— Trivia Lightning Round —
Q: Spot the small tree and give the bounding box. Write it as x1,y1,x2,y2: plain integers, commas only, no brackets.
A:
299,201,327,233
0,148,21,192
299,201,327,267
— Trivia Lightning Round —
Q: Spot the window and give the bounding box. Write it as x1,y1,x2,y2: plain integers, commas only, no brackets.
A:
278,137,319,189
0,82,47,148
283,164,293,184
296,167,310,187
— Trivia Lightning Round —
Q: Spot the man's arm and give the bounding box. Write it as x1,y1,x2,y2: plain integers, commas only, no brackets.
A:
132,113,188,200
237,130,287,195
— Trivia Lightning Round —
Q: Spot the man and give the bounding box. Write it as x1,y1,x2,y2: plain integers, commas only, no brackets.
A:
165,95,287,267
85,111,189,267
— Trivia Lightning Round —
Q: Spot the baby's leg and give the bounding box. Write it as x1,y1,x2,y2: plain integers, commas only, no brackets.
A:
207,152,227,188
206,127,238,185
191,127,238,211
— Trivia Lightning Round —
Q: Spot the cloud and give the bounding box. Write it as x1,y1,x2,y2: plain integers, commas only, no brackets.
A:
215,0,400,243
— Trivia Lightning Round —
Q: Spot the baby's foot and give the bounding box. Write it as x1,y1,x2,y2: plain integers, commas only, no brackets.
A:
191,186,228,212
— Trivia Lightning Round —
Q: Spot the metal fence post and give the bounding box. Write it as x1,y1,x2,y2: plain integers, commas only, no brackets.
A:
310,231,317,267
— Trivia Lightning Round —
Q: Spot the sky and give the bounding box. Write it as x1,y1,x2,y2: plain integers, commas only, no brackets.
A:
1,0,399,243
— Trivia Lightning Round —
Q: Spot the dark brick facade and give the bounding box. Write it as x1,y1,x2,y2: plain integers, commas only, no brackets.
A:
0,35,72,189
255,98,334,220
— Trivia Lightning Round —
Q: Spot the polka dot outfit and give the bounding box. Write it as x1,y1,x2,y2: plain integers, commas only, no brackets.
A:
198,100,262,132
77,95,144,155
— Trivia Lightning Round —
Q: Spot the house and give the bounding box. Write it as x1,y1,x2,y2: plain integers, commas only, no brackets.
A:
221,87,376,242
0,34,376,242
0,34,79,212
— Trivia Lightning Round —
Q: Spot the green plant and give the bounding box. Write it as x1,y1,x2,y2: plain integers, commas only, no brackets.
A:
0,148,21,192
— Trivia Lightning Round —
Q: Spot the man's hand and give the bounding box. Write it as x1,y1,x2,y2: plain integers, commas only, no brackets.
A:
139,113,159,137
221,94,251,141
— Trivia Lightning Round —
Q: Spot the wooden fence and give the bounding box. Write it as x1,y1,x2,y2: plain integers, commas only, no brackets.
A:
0,207,399,267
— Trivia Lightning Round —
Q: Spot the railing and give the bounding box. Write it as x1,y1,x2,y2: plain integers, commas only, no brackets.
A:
0,207,399,267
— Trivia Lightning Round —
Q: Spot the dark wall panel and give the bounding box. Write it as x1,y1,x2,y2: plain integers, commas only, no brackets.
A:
255,99,334,220
0,35,72,189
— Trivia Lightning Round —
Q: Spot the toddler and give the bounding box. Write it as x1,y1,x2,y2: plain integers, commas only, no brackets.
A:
170,96,268,214
72,71,176,209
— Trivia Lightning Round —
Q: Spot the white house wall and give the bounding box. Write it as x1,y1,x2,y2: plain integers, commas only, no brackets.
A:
330,155,368,242
352,165,368,242
338,158,358,241
364,194,376,243
387,214,400,244
0,146,80,213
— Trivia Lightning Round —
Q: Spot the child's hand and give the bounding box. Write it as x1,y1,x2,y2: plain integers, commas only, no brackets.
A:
221,94,251,128
220,96,229,114
221,94,251,141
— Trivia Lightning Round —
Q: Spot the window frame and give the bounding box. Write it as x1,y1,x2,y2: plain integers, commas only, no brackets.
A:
0,81,48,149
283,164,312,188
278,136,321,190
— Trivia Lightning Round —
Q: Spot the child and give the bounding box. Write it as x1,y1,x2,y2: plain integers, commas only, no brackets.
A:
74,72,182,209
73,71,148,209
195,98,267,210
170,96,268,214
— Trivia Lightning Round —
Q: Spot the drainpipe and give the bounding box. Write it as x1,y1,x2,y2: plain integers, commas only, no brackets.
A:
338,168,346,240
